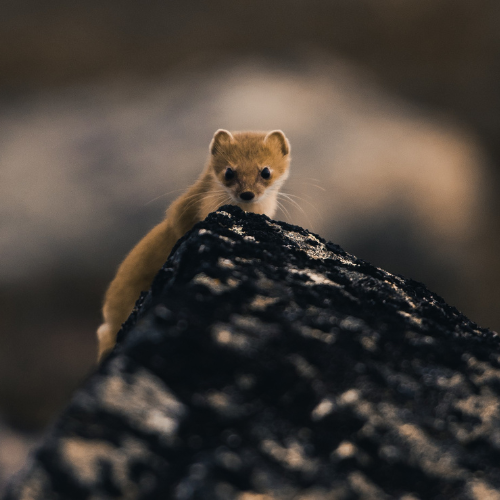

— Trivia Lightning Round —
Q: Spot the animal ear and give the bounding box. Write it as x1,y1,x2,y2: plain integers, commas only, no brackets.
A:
264,130,290,156
210,129,234,155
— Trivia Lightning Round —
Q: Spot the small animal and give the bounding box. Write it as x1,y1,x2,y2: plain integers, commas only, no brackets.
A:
97,129,291,360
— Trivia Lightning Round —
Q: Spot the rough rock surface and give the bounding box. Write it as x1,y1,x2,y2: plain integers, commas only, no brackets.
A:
6,205,500,500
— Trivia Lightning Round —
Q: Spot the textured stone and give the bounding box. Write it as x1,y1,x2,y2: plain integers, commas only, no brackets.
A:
6,205,500,499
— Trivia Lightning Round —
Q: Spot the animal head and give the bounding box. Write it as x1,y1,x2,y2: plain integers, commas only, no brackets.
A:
209,129,291,204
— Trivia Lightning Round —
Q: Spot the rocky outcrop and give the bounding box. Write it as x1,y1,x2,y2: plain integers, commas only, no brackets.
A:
6,205,500,499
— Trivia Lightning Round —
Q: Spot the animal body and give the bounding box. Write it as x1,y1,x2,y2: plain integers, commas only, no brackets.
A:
97,129,291,359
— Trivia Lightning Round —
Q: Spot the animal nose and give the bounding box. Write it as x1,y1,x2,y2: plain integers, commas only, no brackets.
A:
240,191,255,201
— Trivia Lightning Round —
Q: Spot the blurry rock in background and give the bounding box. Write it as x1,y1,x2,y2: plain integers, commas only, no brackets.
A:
0,420,40,493
0,55,493,425
2,0,500,493
3,1,500,165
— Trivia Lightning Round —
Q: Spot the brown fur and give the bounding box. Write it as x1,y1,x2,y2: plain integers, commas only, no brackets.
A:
97,130,291,360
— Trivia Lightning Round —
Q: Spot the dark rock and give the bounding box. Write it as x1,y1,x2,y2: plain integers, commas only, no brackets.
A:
6,205,500,499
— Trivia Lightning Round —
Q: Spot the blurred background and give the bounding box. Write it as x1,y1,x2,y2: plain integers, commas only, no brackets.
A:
2,0,500,491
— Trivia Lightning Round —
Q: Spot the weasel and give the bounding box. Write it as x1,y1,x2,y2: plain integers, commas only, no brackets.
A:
97,129,291,360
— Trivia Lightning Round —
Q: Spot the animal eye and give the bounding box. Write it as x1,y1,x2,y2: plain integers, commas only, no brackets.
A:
261,167,271,179
225,167,235,180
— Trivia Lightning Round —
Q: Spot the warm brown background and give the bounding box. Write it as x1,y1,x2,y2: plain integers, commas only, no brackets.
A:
2,0,500,490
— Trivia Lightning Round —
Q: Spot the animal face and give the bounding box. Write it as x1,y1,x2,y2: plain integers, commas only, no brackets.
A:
209,129,290,204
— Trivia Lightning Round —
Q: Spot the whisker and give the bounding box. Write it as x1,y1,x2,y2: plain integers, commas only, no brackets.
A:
179,191,228,218
144,188,186,206
209,194,231,213
180,190,227,212
276,200,292,221
278,193,307,215
293,182,327,192
181,189,226,203
279,192,322,218
287,174,327,192
306,183,326,192
178,195,204,214
290,175,323,183
277,192,314,228
179,191,221,218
